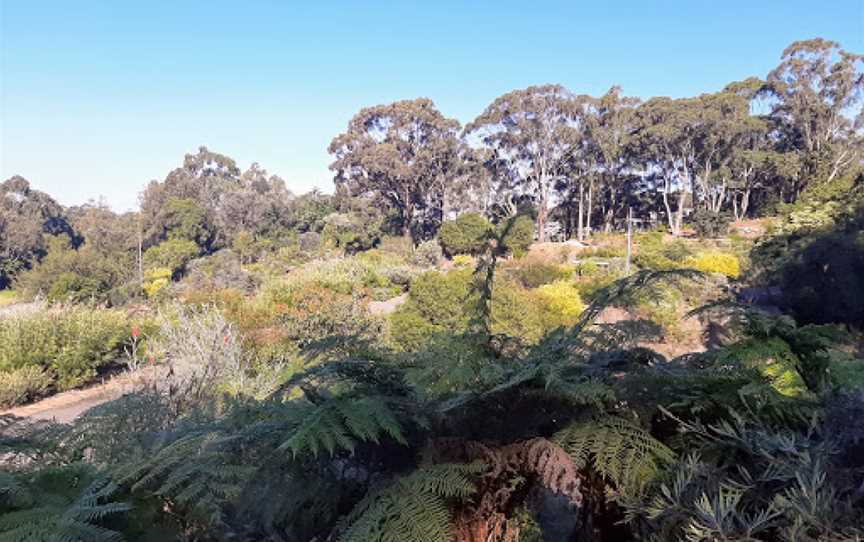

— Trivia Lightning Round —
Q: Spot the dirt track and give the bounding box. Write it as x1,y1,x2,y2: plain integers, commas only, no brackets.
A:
0,367,162,424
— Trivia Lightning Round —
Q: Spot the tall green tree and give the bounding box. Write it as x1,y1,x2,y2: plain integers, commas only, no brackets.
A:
139,146,241,248
0,176,75,288
583,87,640,234
631,97,702,235
766,38,864,186
466,85,582,242
329,98,462,241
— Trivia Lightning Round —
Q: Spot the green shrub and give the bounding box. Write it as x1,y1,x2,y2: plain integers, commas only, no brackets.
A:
411,239,443,267
452,254,474,268
689,209,731,238
389,269,477,350
633,235,696,271
46,272,104,303
0,290,16,306
14,236,133,304
683,251,741,278
508,261,572,288
179,249,257,293
498,215,535,257
779,229,864,328
490,282,545,344
143,238,200,277
580,245,627,258
322,210,382,254
0,306,130,394
438,213,493,256
0,365,52,407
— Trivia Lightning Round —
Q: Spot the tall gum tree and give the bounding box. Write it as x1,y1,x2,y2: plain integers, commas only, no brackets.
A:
766,38,864,185
631,97,701,236
328,98,462,241
583,87,640,233
465,85,582,242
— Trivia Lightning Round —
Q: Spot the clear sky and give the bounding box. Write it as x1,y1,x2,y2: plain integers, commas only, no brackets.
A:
1,1,862,211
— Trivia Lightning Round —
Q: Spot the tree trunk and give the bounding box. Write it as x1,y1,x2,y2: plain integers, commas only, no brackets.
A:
741,188,751,218
586,179,594,238
403,196,413,240
577,180,585,242
675,191,686,236
662,180,678,236
604,189,616,233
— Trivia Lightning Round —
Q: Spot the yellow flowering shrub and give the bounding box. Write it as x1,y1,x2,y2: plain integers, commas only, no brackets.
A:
683,251,741,278
143,267,172,298
452,254,475,268
536,280,585,328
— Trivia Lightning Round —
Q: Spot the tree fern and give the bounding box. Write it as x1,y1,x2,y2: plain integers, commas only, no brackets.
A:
0,464,129,542
555,417,675,498
116,429,255,528
337,463,482,542
279,395,409,457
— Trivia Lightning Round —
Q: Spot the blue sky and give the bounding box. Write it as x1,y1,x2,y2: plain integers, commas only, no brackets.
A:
1,1,861,211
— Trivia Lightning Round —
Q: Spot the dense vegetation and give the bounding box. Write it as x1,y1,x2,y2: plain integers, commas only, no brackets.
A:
1,38,863,542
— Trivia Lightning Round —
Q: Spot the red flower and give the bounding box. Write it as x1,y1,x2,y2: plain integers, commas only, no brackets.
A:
131,326,141,339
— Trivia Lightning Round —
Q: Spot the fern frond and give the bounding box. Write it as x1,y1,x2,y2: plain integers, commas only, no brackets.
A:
555,417,675,497
338,463,480,542
0,465,128,542
279,396,408,457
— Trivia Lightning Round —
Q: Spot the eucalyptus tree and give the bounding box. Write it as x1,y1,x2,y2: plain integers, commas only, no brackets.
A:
691,91,764,213
630,97,702,236
0,176,75,288
584,87,640,233
139,146,242,249
329,98,462,241
766,38,864,186
465,85,583,242
219,162,294,242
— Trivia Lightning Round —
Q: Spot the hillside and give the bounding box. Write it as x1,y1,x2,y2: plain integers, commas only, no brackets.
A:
2,37,864,542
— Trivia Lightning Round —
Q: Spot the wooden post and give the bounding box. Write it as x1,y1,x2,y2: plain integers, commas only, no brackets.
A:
625,207,633,274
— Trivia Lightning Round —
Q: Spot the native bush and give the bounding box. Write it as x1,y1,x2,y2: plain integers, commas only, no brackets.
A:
322,210,382,253
178,249,257,293
0,305,130,401
143,267,171,298
14,236,134,304
507,261,573,288
536,280,585,328
411,239,443,267
689,209,732,238
0,365,52,407
778,228,864,328
143,238,200,277
683,251,741,278
438,212,493,256
452,254,474,268
389,269,477,350
490,281,546,344
498,214,535,257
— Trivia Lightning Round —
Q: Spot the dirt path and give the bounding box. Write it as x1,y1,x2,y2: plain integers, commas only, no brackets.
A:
0,367,162,424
